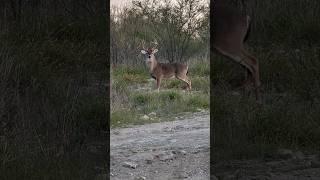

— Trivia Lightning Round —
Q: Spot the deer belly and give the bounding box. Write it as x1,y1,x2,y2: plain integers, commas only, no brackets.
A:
163,74,175,79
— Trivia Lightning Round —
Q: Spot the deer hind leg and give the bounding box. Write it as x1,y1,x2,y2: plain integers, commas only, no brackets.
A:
239,57,260,101
176,75,191,91
215,47,261,101
241,49,261,101
240,68,252,88
187,76,192,90
184,76,192,90
237,68,252,98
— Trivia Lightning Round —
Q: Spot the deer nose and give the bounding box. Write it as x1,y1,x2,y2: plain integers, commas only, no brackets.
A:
148,55,151,58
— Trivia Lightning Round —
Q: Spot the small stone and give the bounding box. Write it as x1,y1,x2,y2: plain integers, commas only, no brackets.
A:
172,150,187,155
130,149,138,153
173,125,184,130
293,151,304,160
148,112,157,116
169,139,177,143
174,172,188,179
155,152,175,162
191,149,201,154
231,91,240,96
179,150,187,155
146,159,152,164
123,161,138,169
277,148,293,159
140,115,150,120
159,154,175,161
135,176,146,180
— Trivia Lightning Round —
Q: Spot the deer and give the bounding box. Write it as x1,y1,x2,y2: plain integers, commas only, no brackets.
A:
213,1,261,102
140,45,191,92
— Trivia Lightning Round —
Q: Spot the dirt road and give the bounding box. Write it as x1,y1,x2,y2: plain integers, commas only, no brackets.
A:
110,111,210,180
109,110,320,180
213,156,320,180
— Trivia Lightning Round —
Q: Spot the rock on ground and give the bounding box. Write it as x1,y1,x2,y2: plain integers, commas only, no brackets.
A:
110,111,210,180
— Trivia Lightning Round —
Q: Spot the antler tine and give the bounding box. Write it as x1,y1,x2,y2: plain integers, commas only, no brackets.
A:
151,39,158,50
141,39,146,50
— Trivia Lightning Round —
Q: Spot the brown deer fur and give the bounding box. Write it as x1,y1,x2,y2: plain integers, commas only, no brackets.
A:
141,48,191,91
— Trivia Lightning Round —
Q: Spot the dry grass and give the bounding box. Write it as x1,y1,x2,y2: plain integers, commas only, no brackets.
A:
111,60,210,128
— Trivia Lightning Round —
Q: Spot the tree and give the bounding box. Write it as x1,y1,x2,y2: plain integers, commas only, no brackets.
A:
132,0,209,62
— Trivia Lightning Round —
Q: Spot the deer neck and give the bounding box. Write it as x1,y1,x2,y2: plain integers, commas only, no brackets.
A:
147,56,158,73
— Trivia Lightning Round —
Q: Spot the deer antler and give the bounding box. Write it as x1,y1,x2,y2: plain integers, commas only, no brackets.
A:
151,39,158,50
141,39,146,50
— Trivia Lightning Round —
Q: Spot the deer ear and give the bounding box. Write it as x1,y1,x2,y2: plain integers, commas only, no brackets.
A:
141,50,147,54
153,49,158,54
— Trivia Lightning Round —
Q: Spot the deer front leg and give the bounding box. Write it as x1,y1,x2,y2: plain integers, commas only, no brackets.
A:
156,77,161,92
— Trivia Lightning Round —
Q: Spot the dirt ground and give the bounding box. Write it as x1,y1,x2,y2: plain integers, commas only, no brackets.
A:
213,154,320,180
110,111,210,180
110,110,320,180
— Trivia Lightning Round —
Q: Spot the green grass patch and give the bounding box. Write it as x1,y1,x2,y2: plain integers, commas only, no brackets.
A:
111,110,139,128
212,46,320,159
111,90,209,128
212,92,320,159
112,65,149,84
162,79,184,89
0,156,95,180
159,91,183,101
189,61,210,77
190,76,210,93
111,60,209,128
122,73,148,83
186,94,209,109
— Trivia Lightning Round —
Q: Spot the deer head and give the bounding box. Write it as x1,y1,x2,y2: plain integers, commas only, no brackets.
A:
141,48,158,71
140,40,159,63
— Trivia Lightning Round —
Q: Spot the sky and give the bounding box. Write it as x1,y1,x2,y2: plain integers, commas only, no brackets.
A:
110,0,209,8
110,0,132,8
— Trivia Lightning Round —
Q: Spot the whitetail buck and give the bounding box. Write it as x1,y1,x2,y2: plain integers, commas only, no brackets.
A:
140,47,191,92
213,2,261,102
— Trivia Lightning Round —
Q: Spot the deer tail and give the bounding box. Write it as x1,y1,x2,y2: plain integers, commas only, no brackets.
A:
186,65,189,75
